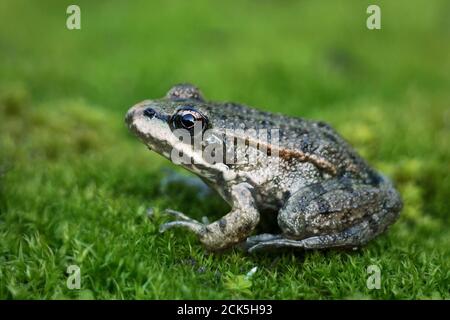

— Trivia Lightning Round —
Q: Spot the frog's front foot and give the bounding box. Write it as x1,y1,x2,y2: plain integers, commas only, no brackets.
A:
159,209,207,235
159,220,206,234
158,183,260,251
162,209,200,223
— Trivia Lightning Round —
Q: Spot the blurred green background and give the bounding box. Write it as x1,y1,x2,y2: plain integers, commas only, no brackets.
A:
0,0,449,299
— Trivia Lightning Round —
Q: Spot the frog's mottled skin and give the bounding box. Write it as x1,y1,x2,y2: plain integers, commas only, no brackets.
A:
126,84,402,252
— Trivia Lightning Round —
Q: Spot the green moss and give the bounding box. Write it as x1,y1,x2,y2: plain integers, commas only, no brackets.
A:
0,0,449,299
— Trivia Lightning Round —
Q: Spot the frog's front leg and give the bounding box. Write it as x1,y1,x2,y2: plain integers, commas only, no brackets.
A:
160,183,260,251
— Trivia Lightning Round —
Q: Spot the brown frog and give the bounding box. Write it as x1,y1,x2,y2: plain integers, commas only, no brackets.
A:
125,84,402,252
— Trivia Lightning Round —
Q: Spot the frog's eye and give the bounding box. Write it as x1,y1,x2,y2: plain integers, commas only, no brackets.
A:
171,107,208,134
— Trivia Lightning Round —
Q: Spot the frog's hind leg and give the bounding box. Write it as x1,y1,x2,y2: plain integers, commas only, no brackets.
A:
245,233,284,248
247,219,379,252
247,177,402,253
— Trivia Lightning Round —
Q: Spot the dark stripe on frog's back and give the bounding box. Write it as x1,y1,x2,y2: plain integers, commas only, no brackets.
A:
203,102,376,181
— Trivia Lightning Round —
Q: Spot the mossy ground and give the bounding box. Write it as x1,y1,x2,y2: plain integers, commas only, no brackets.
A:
0,0,449,299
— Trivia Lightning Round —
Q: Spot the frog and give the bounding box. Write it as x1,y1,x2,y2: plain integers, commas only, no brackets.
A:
125,84,402,253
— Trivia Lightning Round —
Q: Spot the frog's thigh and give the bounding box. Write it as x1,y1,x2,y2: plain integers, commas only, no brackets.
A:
277,180,397,240
249,191,399,252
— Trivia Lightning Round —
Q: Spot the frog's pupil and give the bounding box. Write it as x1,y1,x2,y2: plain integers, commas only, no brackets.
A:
181,113,196,129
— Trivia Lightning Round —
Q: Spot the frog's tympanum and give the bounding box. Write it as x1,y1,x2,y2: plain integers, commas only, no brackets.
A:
126,84,402,252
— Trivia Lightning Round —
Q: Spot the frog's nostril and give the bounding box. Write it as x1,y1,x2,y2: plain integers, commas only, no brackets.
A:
143,108,156,119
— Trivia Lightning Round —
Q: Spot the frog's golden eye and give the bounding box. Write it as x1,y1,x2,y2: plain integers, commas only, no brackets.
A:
171,107,208,134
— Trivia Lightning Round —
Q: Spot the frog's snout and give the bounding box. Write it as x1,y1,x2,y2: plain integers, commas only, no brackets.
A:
125,108,135,125
126,100,153,125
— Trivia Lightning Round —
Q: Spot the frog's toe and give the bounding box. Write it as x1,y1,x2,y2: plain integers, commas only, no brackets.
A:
247,238,307,253
163,208,201,223
201,216,210,224
159,220,206,235
245,234,283,249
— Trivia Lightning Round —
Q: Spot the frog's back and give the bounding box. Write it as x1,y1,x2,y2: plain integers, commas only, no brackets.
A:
204,101,379,184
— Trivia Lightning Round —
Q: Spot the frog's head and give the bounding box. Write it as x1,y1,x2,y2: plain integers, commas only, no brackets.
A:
126,84,230,179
